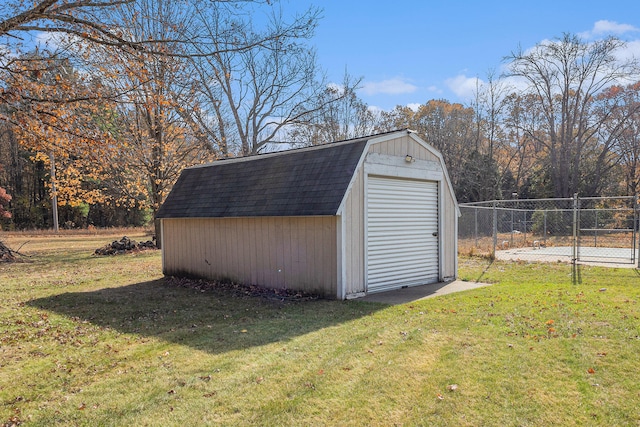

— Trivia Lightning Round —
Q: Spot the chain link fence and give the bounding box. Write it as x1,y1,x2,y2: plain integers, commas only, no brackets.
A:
459,196,639,267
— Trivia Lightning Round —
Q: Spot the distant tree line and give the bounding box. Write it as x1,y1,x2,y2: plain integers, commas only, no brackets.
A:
1,1,639,229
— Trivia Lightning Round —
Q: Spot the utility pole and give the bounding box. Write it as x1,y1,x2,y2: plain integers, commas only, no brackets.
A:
50,153,59,233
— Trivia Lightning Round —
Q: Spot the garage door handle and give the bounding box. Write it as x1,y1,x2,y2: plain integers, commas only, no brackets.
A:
432,232,438,237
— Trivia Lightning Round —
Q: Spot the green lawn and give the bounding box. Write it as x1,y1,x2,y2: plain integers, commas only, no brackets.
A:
1,234,639,426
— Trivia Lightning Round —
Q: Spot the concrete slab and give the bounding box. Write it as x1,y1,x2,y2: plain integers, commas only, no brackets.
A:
358,280,491,305
496,246,638,268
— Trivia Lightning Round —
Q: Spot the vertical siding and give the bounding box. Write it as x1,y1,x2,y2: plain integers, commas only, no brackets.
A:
342,168,366,295
440,188,457,279
373,135,438,162
370,135,399,155
162,216,338,297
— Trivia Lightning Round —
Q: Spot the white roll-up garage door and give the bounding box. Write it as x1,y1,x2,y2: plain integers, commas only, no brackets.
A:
366,176,439,293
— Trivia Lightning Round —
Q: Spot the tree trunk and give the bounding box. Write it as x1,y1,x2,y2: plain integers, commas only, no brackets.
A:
154,218,161,249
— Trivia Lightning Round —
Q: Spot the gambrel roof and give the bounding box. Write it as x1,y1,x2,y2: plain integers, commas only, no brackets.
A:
156,136,370,218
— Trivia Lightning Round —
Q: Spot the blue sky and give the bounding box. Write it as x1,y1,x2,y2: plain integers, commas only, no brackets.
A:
309,0,640,111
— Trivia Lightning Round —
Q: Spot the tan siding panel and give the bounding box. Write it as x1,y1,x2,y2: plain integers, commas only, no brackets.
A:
282,218,291,286
285,218,295,286
267,219,277,284
255,217,265,285
246,219,256,284
162,217,337,297
299,218,310,285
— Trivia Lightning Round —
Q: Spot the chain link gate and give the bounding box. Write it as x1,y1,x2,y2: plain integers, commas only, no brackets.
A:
459,196,639,269
576,196,637,265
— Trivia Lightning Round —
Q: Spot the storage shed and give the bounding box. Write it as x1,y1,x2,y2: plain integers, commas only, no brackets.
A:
156,129,459,299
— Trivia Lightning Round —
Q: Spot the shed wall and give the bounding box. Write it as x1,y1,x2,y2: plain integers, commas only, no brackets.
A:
342,135,458,296
162,216,338,297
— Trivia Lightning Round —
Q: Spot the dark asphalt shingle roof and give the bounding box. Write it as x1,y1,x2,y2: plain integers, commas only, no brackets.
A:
156,138,369,218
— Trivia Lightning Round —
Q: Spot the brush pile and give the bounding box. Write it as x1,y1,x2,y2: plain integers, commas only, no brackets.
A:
94,236,156,255
0,240,21,262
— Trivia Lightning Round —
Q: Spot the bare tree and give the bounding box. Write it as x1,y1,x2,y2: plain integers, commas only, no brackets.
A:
188,5,359,155
285,72,375,145
0,0,136,46
506,33,639,197
597,82,640,195
471,70,512,199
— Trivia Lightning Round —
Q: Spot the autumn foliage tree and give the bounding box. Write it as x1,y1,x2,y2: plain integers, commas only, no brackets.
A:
2,0,332,229
376,99,498,202
4,53,117,209
0,185,10,219
1,1,142,225
78,0,217,217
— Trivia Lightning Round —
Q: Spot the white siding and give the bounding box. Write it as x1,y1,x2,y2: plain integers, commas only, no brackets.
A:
341,171,366,295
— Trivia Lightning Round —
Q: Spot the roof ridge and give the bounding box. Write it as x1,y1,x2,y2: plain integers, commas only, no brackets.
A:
187,129,410,170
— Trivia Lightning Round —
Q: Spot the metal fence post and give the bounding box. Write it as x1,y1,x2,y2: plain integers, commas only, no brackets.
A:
474,207,478,247
543,210,547,247
636,195,639,268
594,210,598,248
524,211,527,246
492,201,497,258
572,193,578,264
510,208,514,248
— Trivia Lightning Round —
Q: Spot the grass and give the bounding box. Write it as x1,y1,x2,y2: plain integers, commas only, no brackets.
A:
1,234,639,426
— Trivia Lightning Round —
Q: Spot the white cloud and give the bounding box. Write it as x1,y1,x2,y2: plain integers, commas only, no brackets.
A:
444,74,483,100
579,20,639,39
406,103,421,111
326,82,345,94
367,105,384,114
34,31,65,50
615,39,640,61
592,20,638,35
360,77,418,96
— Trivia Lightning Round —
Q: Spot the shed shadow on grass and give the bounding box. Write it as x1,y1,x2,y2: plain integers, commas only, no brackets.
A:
27,278,385,355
